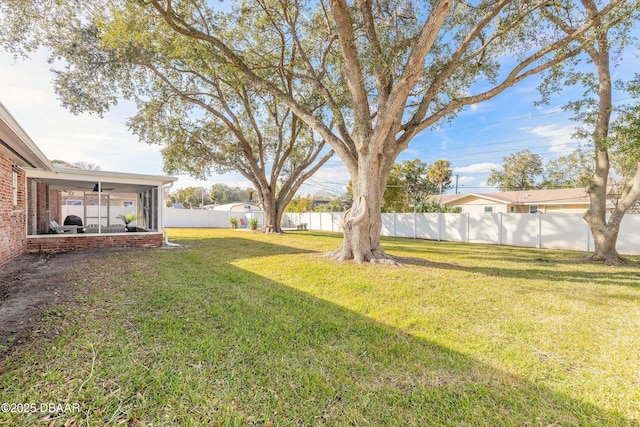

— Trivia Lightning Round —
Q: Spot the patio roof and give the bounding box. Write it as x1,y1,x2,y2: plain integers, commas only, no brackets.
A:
27,166,177,192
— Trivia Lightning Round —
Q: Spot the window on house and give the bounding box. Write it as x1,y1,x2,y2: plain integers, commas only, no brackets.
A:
484,206,494,213
12,170,18,206
510,206,515,213
530,205,539,213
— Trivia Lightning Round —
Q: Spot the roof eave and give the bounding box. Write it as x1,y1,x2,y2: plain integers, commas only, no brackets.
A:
0,102,54,170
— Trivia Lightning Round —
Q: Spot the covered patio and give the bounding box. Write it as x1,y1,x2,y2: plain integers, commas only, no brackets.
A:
25,167,177,254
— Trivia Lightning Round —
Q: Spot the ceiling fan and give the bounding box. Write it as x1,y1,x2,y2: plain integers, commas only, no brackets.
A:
73,184,116,191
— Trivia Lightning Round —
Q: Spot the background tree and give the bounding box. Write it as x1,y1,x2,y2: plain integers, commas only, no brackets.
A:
427,160,453,195
542,149,594,189
2,0,628,262
609,98,640,183
210,184,250,205
607,97,640,213
313,192,352,212
382,159,437,212
169,187,210,209
487,150,544,191
51,159,102,171
538,0,640,264
285,194,314,213
413,194,460,213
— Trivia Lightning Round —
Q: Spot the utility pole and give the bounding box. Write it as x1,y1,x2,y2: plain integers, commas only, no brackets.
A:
455,174,459,194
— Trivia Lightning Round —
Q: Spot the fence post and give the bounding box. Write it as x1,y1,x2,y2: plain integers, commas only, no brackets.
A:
538,212,542,249
499,213,503,245
466,213,470,243
586,221,591,253
393,213,397,237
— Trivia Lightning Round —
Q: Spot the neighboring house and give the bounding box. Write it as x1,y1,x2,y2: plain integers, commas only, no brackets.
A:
0,101,177,267
431,188,608,214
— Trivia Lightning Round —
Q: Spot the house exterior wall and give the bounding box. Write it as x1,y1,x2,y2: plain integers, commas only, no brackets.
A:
27,178,35,235
449,198,591,214
456,203,508,214
552,205,589,214
36,181,49,233
0,152,26,266
51,188,62,227
25,232,164,254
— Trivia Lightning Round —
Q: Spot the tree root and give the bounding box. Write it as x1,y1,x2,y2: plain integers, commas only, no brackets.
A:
322,247,401,266
583,253,639,267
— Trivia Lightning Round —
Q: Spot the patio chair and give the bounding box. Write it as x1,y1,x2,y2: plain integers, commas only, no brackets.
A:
49,220,65,234
240,218,246,228
50,220,86,233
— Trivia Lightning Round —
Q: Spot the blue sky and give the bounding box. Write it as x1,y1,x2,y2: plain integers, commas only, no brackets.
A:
1,40,638,197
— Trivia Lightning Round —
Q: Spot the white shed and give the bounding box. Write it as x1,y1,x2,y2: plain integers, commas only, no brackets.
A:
211,202,261,212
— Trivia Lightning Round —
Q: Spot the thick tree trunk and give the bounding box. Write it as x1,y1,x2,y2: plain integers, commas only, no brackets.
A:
580,32,631,266
583,210,625,265
584,161,640,266
583,142,620,264
325,154,397,264
261,193,283,233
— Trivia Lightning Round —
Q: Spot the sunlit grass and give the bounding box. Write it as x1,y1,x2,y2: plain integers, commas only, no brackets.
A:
0,228,638,426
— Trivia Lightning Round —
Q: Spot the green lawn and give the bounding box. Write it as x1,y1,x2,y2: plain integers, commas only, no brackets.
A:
1,228,639,426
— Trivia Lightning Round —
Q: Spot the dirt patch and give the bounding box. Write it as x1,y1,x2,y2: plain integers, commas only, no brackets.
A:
0,249,120,359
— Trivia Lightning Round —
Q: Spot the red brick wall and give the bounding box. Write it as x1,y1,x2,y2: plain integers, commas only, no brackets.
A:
0,153,26,267
25,232,164,254
27,178,35,235
50,188,61,228
36,181,52,234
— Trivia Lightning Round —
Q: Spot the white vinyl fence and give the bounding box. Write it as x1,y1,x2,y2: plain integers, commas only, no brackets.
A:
282,212,640,255
163,208,264,229
159,208,639,255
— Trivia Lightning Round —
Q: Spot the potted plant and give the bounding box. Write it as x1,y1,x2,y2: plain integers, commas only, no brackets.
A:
249,217,259,231
229,217,239,229
117,212,141,231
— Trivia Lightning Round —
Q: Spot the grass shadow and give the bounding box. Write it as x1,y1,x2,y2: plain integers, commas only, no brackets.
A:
379,238,640,289
1,236,634,425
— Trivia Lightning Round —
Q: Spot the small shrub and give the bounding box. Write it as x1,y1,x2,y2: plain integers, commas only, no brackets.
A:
229,217,239,229
249,218,259,231
117,212,141,225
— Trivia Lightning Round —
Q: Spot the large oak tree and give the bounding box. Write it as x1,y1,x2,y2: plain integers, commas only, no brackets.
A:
2,0,632,262
539,0,640,264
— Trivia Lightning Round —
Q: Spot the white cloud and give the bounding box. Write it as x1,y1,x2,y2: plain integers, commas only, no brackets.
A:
0,50,165,176
453,162,500,173
525,124,576,153
456,176,475,185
